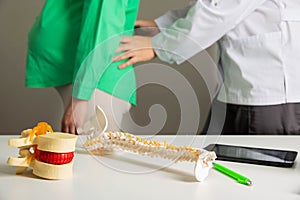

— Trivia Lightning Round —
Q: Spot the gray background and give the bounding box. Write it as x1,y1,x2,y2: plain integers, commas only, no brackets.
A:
0,0,218,135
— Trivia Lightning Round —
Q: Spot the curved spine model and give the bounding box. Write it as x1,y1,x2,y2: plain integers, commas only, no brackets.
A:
84,131,216,182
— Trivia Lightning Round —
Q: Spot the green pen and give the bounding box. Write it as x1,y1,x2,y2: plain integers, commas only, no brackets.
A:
213,163,253,186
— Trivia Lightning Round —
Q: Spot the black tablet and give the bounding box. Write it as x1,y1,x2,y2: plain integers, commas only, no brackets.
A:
205,143,298,168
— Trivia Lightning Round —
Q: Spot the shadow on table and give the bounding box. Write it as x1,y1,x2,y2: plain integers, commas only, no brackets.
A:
0,163,40,179
85,151,197,182
76,141,198,182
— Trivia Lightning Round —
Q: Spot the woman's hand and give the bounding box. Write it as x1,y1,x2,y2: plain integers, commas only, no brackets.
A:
113,36,156,69
61,98,88,134
135,20,160,36
135,19,157,28
61,100,76,134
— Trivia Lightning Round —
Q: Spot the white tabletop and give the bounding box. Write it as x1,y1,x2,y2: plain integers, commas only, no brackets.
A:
1,135,300,200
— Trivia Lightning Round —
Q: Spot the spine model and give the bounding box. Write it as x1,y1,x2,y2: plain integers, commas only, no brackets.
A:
84,131,216,182
7,122,78,180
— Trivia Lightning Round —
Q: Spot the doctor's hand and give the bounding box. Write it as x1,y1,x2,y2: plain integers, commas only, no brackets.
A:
113,36,156,69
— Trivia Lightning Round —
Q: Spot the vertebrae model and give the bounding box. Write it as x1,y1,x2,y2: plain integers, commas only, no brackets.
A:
7,122,77,180
84,106,216,182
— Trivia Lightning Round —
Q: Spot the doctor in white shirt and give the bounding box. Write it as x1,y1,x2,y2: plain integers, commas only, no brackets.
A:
113,0,300,135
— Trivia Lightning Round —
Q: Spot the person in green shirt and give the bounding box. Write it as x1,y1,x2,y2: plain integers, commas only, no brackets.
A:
26,0,139,134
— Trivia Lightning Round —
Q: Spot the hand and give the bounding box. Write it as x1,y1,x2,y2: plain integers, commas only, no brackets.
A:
135,20,157,28
113,36,156,69
135,20,160,36
61,98,88,134
61,100,76,134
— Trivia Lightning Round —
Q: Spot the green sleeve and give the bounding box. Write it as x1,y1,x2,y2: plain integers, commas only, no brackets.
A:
72,0,140,105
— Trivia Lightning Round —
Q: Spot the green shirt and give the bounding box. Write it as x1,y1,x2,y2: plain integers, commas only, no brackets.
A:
26,0,139,105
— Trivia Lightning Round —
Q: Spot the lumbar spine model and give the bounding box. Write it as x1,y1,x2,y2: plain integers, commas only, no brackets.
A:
7,122,77,179
84,106,216,182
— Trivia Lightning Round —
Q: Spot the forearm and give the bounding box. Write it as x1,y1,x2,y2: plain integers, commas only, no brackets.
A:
155,2,196,30
152,0,267,64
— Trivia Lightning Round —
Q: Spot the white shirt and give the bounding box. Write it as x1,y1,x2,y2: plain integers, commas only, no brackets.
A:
152,0,300,105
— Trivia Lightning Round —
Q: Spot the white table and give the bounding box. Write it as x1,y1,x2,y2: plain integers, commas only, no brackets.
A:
1,135,300,200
